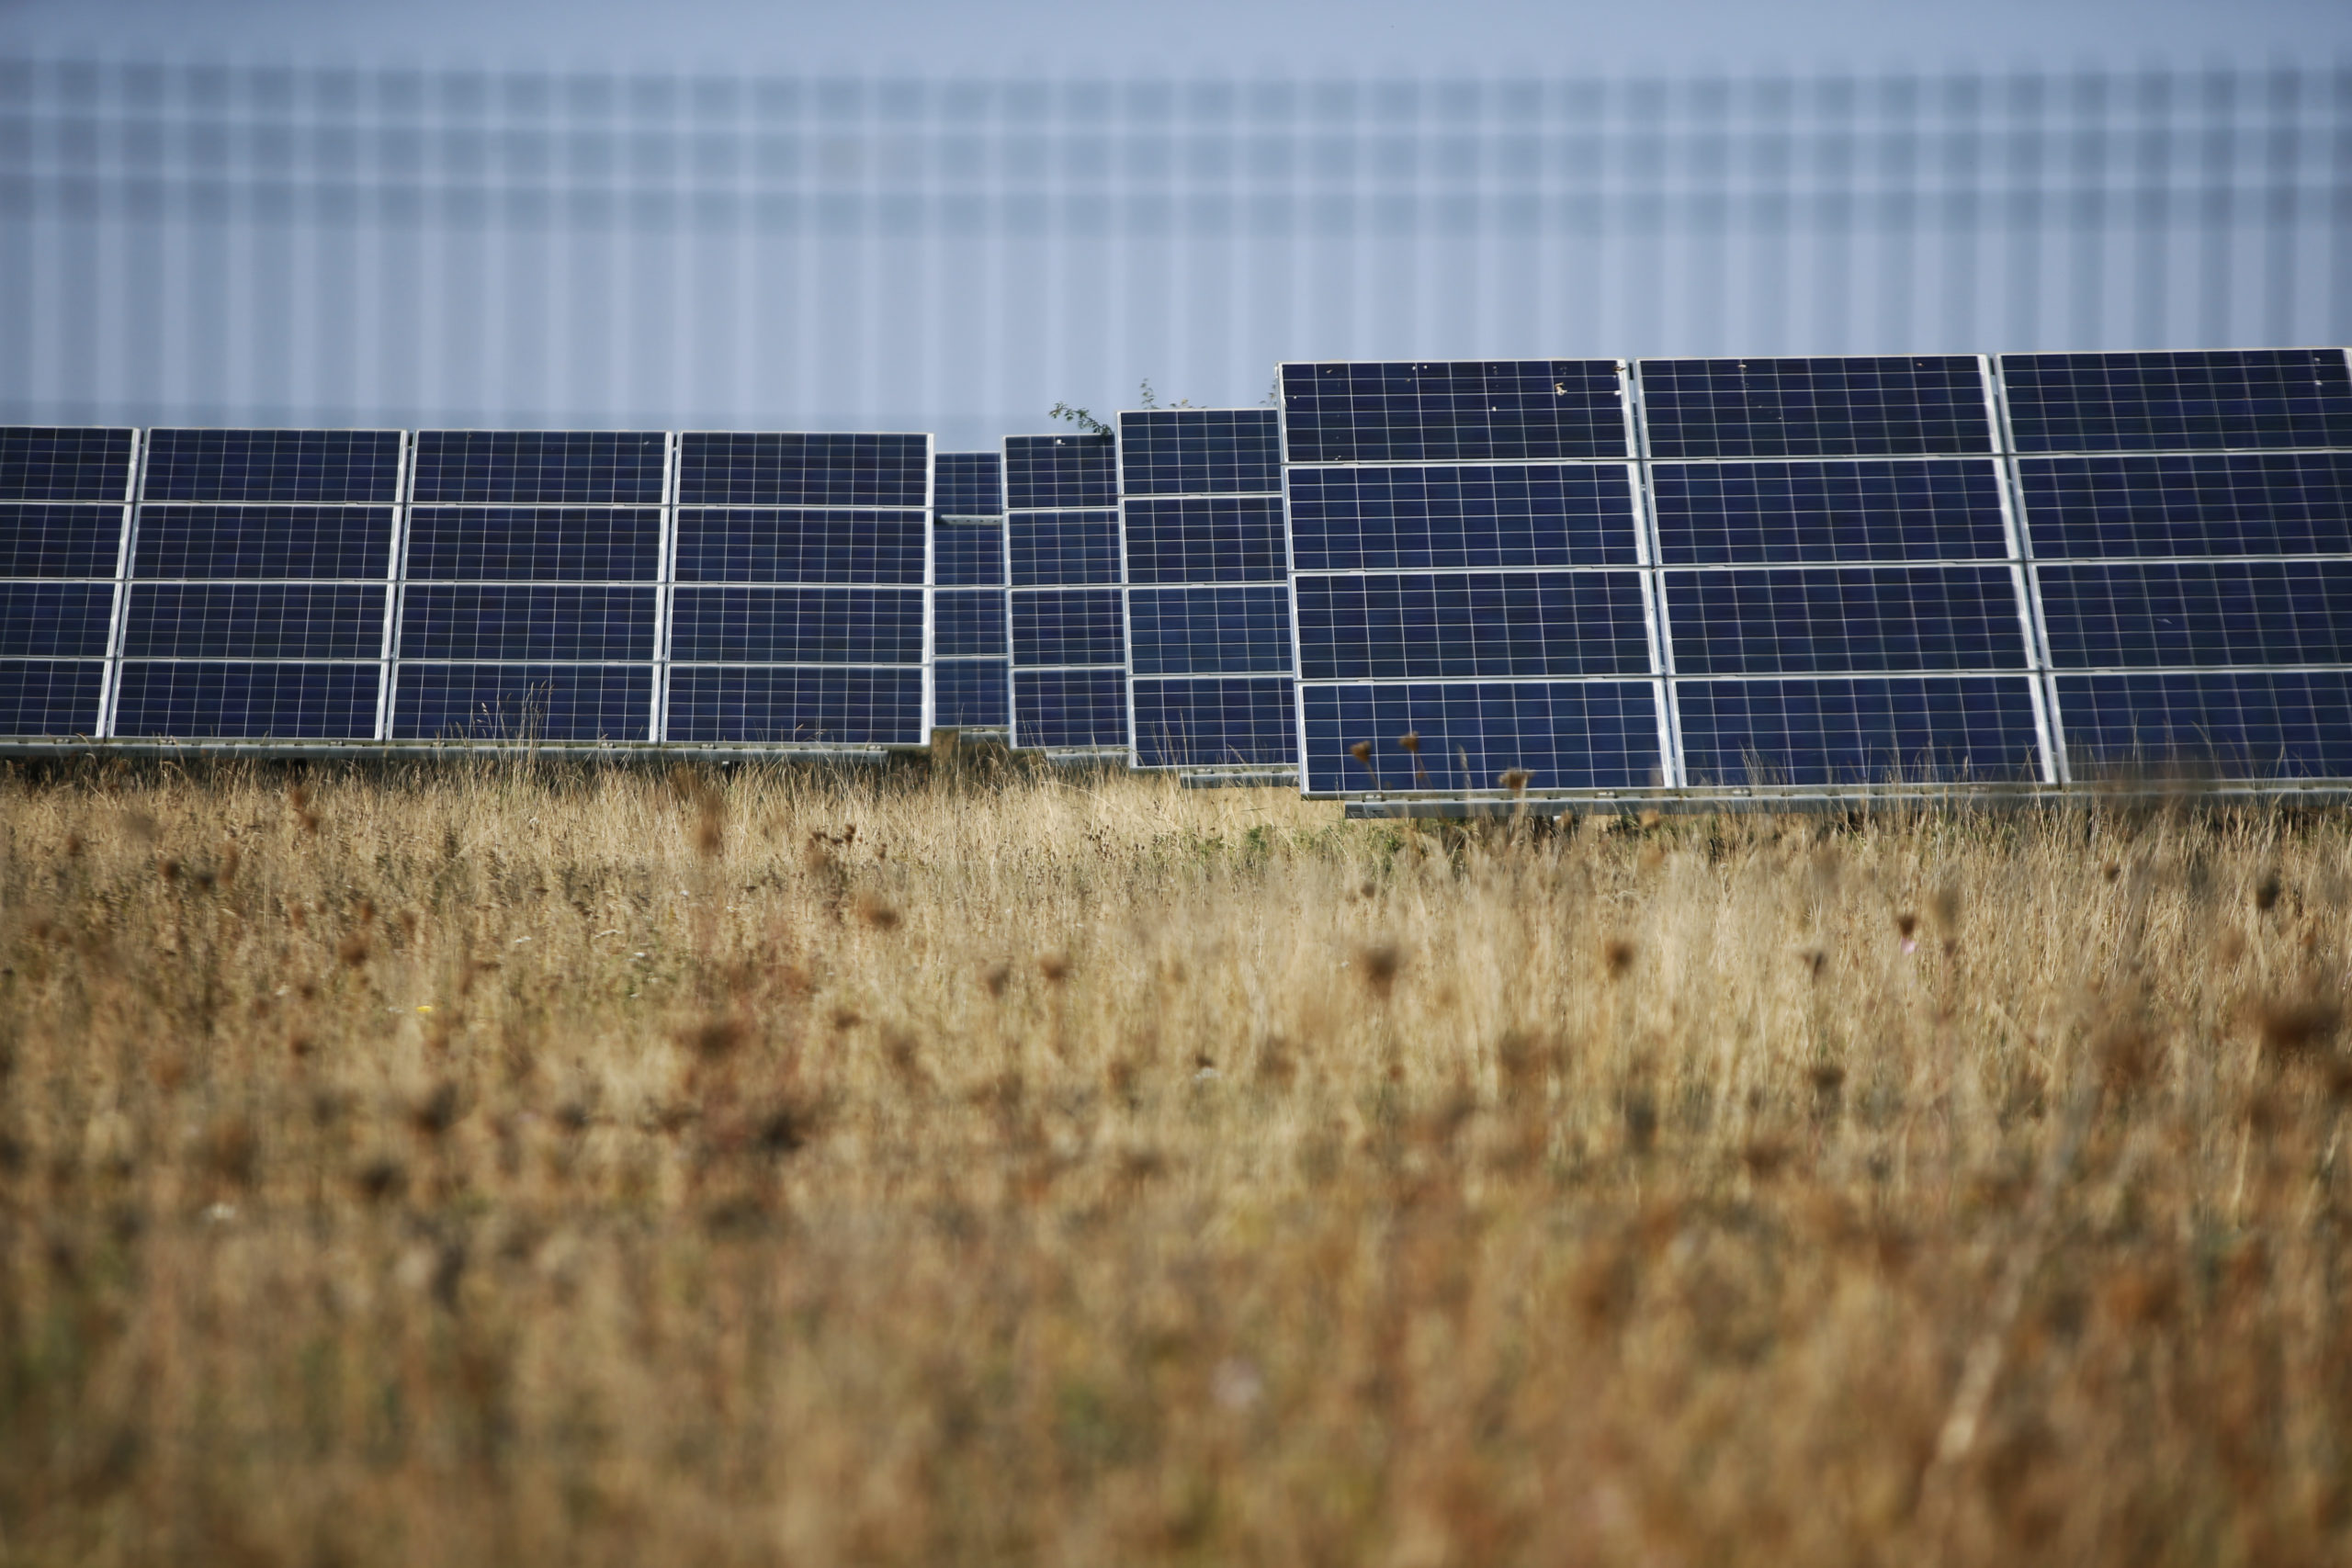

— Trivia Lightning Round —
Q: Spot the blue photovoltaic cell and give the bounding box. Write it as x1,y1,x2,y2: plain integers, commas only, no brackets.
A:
1664,568,2030,675
933,659,1010,728
0,585,110,658
1651,460,2009,564
398,585,656,661
1012,669,1127,750
1012,590,1125,667
678,434,929,508
933,521,1007,586
392,664,651,740
1009,511,1121,585
672,510,926,584
1127,586,1293,677
0,505,124,576
933,588,1009,658
0,583,112,656
0,428,134,501
141,430,402,503
0,660,103,733
1297,572,1649,681
1120,410,1282,496
2017,454,2352,558
1132,677,1295,768
1123,497,1287,584
2058,671,2352,778
1639,356,1993,459
114,661,380,739
1677,677,2042,786
403,508,661,581
933,452,1004,517
1301,682,1662,795
134,505,393,580
1285,466,1638,571
122,583,387,659
2002,349,2352,455
1004,435,1117,510
410,432,667,504
1280,361,1628,464
668,587,925,664
666,666,924,745
2037,560,2352,669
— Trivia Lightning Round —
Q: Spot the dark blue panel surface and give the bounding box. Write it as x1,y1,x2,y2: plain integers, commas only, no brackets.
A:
933,587,1009,658
2038,560,2352,669
1651,460,2009,564
0,505,123,577
933,658,1010,728
2003,349,2352,455
114,661,380,739
1639,356,1993,458
1003,434,1118,510
933,452,1004,517
667,665,924,745
410,432,667,504
1128,586,1294,676
1280,361,1627,464
933,520,1007,586
141,430,402,503
1011,589,1125,667
403,508,662,581
1301,681,1661,795
668,587,925,664
398,585,655,660
1012,669,1127,749
1123,496,1288,584
1133,677,1297,767
2018,454,2352,558
678,434,929,508
1664,568,2029,675
0,583,113,657
1118,410,1283,497
391,663,650,740
0,428,134,502
1677,677,2042,786
134,505,393,580
0,660,103,733
2058,671,2352,779
1285,466,1637,571
1008,511,1121,586
124,583,387,659
673,509,927,584
1297,571,1650,680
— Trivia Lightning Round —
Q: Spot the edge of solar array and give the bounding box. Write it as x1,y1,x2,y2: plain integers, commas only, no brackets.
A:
1341,780,2352,818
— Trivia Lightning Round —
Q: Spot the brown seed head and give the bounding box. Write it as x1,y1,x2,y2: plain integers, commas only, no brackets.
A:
854,896,902,931
1397,730,1421,754
409,1080,464,1140
1357,942,1402,998
680,1015,750,1061
982,964,1012,998
2253,871,2282,913
1499,767,1532,794
336,932,370,967
1602,937,1636,977
2251,997,2343,1066
1894,911,1918,942
1349,740,1373,765
1037,953,1073,986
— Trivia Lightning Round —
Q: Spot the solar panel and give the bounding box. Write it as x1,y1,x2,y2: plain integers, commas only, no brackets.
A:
1638,356,1996,459
0,428,133,735
931,451,1009,730
2008,351,2352,782
665,433,930,745
1281,362,1666,795
1005,434,1125,750
114,430,400,740
1118,410,1296,770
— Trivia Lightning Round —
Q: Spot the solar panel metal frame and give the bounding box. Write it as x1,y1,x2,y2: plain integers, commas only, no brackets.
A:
1116,409,1297,777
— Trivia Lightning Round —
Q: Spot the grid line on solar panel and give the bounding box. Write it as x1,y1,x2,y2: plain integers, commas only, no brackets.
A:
2001,349,2352,455
665,666,925,745
1636,356,1996,459
679,434,931,508
672,509,928,584
0,428,135,502
1003,435,1118,510
1674,675,2046,787
1300,681,1664,795
122,583,390,660
1279,361,1631,464
933,452,1005,518
113,661,382,739
402,508,663,581
2035,560,2352,669
0,660,105,733
1127,586,1294,677
391,663,653,742
1285,465,1641,571
0,504,129,577
2053,671,2352,780
396,585,658,662
409,432,669,505
1649,460,2013,564
1119,410,1283,497
1010,589,1126,670
1661,567,2033,676
933,659,1011,728
933,587,1010,659
667,587,926,666
1011,669,1128,750
932,520,1008,587
1122,497,1289,584
130,505,396,580
1295,571,1653,681
141,431,403,503
1131,677,1295,768
2014,454,2352,558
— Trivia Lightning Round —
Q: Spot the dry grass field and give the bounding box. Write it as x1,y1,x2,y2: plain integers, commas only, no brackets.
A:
1,758,2348,1566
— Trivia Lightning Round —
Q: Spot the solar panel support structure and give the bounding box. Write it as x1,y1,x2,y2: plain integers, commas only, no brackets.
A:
649,431,681,742
92,427,145,739
370,432,413,742
1987,366,2067,784
1621,366,1683,789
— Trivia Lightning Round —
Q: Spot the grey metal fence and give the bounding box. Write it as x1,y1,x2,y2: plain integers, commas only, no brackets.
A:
3,63,2346,444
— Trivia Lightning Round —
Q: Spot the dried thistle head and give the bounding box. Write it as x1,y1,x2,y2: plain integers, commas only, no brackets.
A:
1894,911,1918,944
2253,870,2282,913
1499,767,1532,795
1397,731,1421,755
1602,937,1636,978
1357,942,1402,998
1349,741,1373,766
680,1015,749,1062
982,963,1012,999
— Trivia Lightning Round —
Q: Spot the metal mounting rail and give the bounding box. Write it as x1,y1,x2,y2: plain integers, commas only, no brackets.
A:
1342,781,2352,818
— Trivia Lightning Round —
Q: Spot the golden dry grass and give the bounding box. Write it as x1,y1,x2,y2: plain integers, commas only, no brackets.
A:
3,759,2349,1566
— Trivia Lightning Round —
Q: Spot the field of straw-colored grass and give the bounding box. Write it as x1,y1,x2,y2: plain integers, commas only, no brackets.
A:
2,759,2349,1566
